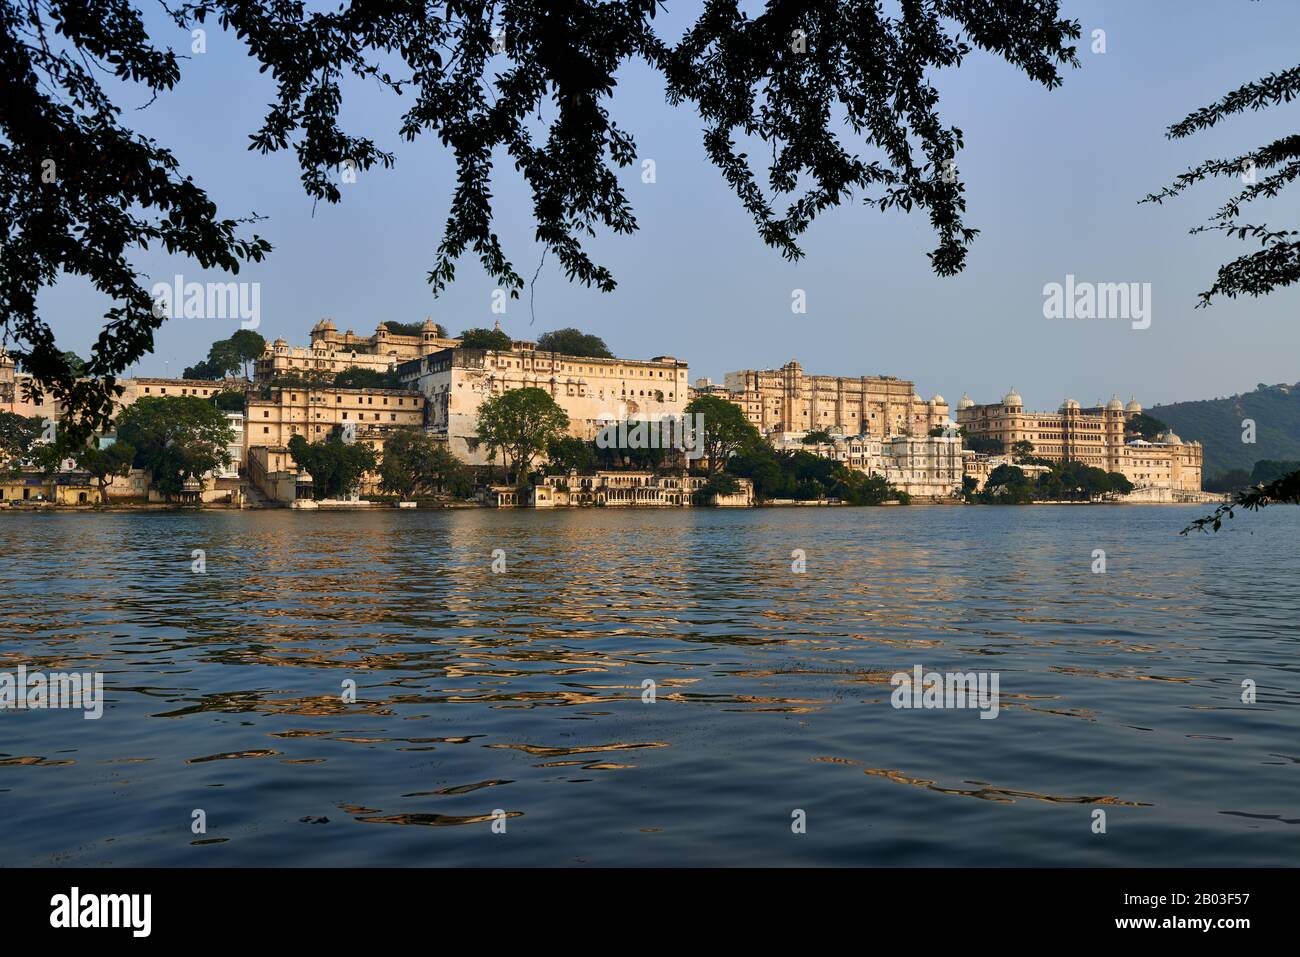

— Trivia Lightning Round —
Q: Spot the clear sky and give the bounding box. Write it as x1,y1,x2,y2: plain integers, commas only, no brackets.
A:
38,0,1300,408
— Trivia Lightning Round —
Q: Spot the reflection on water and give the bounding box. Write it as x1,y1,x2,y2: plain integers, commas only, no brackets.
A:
0,506,1297,866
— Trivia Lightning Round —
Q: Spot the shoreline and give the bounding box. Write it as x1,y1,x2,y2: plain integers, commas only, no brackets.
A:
0,498,1228,513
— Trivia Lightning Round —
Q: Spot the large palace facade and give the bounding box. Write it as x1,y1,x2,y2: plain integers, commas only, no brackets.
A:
254,319,462,384
398,346,690,465
716,361,949,439
955,390,1203,491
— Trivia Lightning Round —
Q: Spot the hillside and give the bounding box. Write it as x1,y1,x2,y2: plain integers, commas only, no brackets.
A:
1149,381,1300,479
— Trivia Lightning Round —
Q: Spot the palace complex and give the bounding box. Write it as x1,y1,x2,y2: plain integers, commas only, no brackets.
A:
955,389,1203,493
397,345,689,466
1,325,1212,505
712,361,949,439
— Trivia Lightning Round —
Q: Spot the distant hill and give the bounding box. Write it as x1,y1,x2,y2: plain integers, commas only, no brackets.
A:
1149,381,1300,479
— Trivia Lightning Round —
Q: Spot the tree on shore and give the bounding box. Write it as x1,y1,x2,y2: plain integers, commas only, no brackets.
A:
545,436,597,475
685,395,760,475
0,411,43,475
476,387,569,483
380,429,469,499
1,1,1080,437
115,396,234,498
287,433,377,500
73,441,136,506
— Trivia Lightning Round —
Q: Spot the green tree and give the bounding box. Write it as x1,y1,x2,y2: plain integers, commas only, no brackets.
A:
1106,471,1134,496
287,433,377,500
211,390,246,413
1010,439,1036,461
685,394,761,475
185,331,264,380
115,396,235,497
460,328,513,351
1125,412,1168,441
980,464,1032,504
380,429,467,499
74,440,136,506
333,367,402,390
384,320,446,338
229,330,266,379
833,468,894,506
963,434,1004,456
693,472,740,505
726,440,788,502
802,428,835,452
0,411,44,474
0,1,1080,437
535,328,613,358
546,436,597,475
476,387,569,481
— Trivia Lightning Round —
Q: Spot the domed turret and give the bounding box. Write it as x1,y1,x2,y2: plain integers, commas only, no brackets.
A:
1125,397,1142,414
930,394,946,406
1107,395,1124,412
1003,388,1022,408
1061,398,1080,412
421,318,437,332
957,393,975,410
1159,429,1182,445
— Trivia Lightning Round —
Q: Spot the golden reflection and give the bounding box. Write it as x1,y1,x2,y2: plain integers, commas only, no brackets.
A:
812,757,1150,806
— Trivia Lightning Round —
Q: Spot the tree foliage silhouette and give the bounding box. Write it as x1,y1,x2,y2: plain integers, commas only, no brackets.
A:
1143,36,1300,529
1,0,1080,437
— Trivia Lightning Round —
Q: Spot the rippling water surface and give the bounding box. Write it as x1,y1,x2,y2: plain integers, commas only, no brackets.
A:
1,506,1296,866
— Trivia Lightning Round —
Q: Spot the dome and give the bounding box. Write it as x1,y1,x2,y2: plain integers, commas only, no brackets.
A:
1061,398,1080,411
1107,395,1124,412
930,394,946,405
957,392,975,410
1003,388,1022,407
1159,430,1182,445
421,318,437,331
1126,398,1142,414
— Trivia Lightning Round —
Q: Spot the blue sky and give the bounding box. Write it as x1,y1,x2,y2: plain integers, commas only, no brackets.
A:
38,0,1300,407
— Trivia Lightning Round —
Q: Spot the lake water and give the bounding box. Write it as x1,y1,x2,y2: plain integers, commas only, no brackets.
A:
1,505,1296,866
